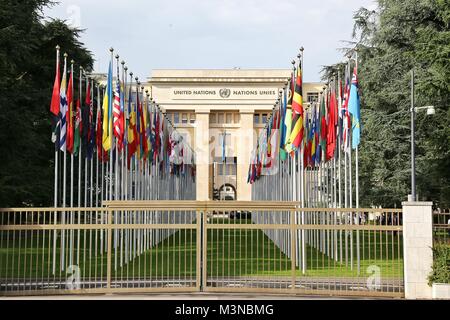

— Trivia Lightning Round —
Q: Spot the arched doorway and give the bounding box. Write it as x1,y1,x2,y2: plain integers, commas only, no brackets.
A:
218,183,237,201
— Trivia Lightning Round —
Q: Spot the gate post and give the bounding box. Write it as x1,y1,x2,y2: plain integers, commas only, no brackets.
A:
402,201,433,299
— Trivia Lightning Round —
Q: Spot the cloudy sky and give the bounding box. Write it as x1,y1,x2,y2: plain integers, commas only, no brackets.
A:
44,0,376,82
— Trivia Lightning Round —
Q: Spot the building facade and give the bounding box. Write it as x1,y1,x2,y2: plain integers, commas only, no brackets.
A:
148,69,324,201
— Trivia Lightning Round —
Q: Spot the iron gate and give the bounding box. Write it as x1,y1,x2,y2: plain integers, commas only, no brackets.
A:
0,202,404,297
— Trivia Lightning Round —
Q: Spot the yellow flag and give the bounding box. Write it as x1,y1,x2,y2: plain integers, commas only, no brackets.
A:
102,62,112,151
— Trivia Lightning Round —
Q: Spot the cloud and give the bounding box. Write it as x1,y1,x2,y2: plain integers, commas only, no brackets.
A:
43,0,376,81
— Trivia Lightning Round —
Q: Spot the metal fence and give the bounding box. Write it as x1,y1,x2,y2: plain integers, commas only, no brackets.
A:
433,210,450,245
0,202,404,298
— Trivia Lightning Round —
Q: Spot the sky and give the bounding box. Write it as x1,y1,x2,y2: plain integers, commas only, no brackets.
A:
43,0,377,82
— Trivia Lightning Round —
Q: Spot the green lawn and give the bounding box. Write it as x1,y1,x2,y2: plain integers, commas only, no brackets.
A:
0,219,403,281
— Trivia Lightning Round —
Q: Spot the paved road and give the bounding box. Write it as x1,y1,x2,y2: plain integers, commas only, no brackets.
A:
1,292,377,300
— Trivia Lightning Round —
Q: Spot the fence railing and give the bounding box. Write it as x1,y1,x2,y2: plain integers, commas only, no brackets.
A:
0,202,404,297
433,211,450,245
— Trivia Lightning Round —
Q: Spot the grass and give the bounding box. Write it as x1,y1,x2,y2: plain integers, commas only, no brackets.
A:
0,219,403,281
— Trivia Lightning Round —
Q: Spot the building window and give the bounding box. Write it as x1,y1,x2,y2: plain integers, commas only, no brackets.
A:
218,113,224,124
262,113,268,124
307,92,319,103
173,112,179,124
226,113,232,124
190,113,196,124
210,113,216,124
234,113,240,124
182,113,188,124
254,114,260,124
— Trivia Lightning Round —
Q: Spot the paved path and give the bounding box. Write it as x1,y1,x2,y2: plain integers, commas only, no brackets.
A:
1,292,375,300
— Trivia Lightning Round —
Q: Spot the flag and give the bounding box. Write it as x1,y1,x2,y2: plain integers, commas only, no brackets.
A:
138,99,148,160
51,55,61,148
348,67,361,149
96,91,102,161
113,65,124,151
279,88,288,160
50,54,60,116
326,89,337,161
283,73,295,155
84,80,95,159
66,70,74,154
288,63,304,153
102,61,113,152
319,93,327,162
127,89,138,168
311,106,317,165
342,68,351,153
59,60,68,152
151,105,157,161
269,110,280,173
73,99,81,156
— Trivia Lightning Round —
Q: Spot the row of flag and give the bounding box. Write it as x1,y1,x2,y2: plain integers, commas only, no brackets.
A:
50,49,195,177
248,58,361,184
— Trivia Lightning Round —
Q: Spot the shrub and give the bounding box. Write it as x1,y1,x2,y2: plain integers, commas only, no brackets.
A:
428,244,450,286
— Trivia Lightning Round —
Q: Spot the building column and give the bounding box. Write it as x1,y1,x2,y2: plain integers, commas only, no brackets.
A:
402,201,433,299
195,110,210,201
236,110,254,201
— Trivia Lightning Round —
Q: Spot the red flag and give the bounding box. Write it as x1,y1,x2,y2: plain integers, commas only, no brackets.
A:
326,90,337,161
50,55,60,116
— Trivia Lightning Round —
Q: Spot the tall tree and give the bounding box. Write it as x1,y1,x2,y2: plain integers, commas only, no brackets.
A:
0,0,94,207
351,0,450,207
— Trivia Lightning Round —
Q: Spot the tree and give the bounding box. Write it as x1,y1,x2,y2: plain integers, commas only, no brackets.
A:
0,0,94,207
351,0,450,207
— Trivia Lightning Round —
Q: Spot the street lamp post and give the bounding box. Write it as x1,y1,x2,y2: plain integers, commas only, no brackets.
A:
411,70,416,202
410,69,436,202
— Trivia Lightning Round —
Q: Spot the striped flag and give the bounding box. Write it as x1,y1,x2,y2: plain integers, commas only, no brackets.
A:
283,73,295,155
348,67,361,149
102,61,113,152
59,59,68,152
113,66,123,151
342,67,351,153
288,62,304,153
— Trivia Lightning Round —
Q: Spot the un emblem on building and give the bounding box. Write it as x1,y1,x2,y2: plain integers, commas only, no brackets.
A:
220,89,231,99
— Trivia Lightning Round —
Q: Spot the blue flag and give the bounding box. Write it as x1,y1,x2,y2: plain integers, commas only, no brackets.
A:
348,67,361,149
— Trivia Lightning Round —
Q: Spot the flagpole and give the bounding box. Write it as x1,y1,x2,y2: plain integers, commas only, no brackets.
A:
77,65,83,267
52,45,60,275
61,53,68,272
109,48,114,204
120,60,126,268
67,60,75,271
107,48,114,260
354,48,361,275
100,86,105,254
299,47,307,274
90,78,94,209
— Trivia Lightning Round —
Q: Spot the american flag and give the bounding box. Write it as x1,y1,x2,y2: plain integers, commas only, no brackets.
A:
113,72,123,150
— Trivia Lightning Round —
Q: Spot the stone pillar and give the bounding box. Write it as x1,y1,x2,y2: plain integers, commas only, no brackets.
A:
402,201,433,299
236,110,254,201
195,110,210,201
